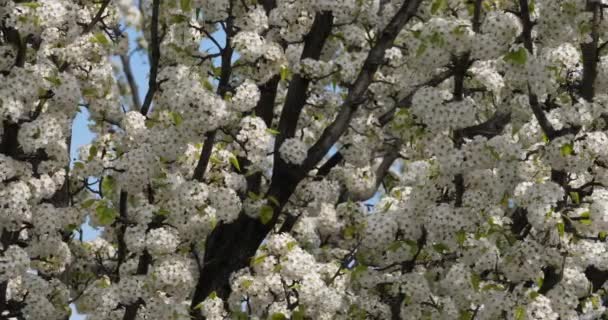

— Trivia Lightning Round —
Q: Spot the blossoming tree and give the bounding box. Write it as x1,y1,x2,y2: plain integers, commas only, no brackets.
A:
3,0,608,319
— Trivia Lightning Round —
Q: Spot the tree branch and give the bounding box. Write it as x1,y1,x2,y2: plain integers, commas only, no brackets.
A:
580,0,600,101
120,55,142,110
378,68,454,125
140,0,161,116
192,13,235,182
301,0,424,173
343,147,401,202
82,0,112,34
273,11,334,157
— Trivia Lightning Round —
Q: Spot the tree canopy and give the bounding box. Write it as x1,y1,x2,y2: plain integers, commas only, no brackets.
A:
2,0,608,319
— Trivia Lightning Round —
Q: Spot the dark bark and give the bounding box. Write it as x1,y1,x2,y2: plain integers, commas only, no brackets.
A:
302,0,424,173
580,1,600,101
190,1,423,315
122,251,151,320
192,131,217,182
120,55,142,110
273,11,334,153
192,15,235,182
82,0,112,34
140,0,161,116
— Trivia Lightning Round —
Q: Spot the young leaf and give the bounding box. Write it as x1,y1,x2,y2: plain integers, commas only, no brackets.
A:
560,143,574,156
229,156,241,172
504,47,528,65
180,0,192,12
259,205,274,224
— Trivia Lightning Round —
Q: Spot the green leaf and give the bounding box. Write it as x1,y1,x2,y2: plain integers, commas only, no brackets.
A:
429,32,444,47
180,0,192,11
529,0,535,12
231,312,248,320
21,2,41,9
81,199,97,209
202,79,214,91
557,222,565,237
431,0,447,14
580,211,592,225
451,25,468,36
101,176,115,196
229,156,241,172
157,208,170,216
212,66,222,77
466,3,475,16
270,313,287,320
388,241,402,252
266,128,280,135
73,162,85,170
292,307,306,320
514,306,526,320
343,225,357,239
470,273,481,291
251,254,267,266
208,291,217,299
560,143,574,156
432,243,449,254
415,43,427,58
241,279,253,289
459,310,473,320
287,241,297,251
91,32,110,46
96,205,117,225
44,76,62,86
209,155,222,166
82,87,97,98
542,133,550,144
456,230,467,246
259,205,274,224
88,145,98,161
170,111,183,126
536,276,544,288
504,47,528,65
481,283,505,291
569,191,580,204
599,231,607,241
351,264,368,280
66,223,78,232
248,192,261,200
267,196,280,207
170,14,188,23
280,66,291,81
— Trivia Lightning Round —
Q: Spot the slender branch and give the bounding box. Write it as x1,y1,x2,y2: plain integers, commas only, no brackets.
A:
472,0,483,33
120,55,142,110
316,152,344,177
192,131,217,182
343,147,401,202
82,0,112,34
273,11,334,155
191,12,235,182
301,0,424,173
456,109,511,139
518,0,534,53
517,0,559,140
378,68,454,125
114,191,128,279
580,0,601,101
122,251,151,320
140,0,161,116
